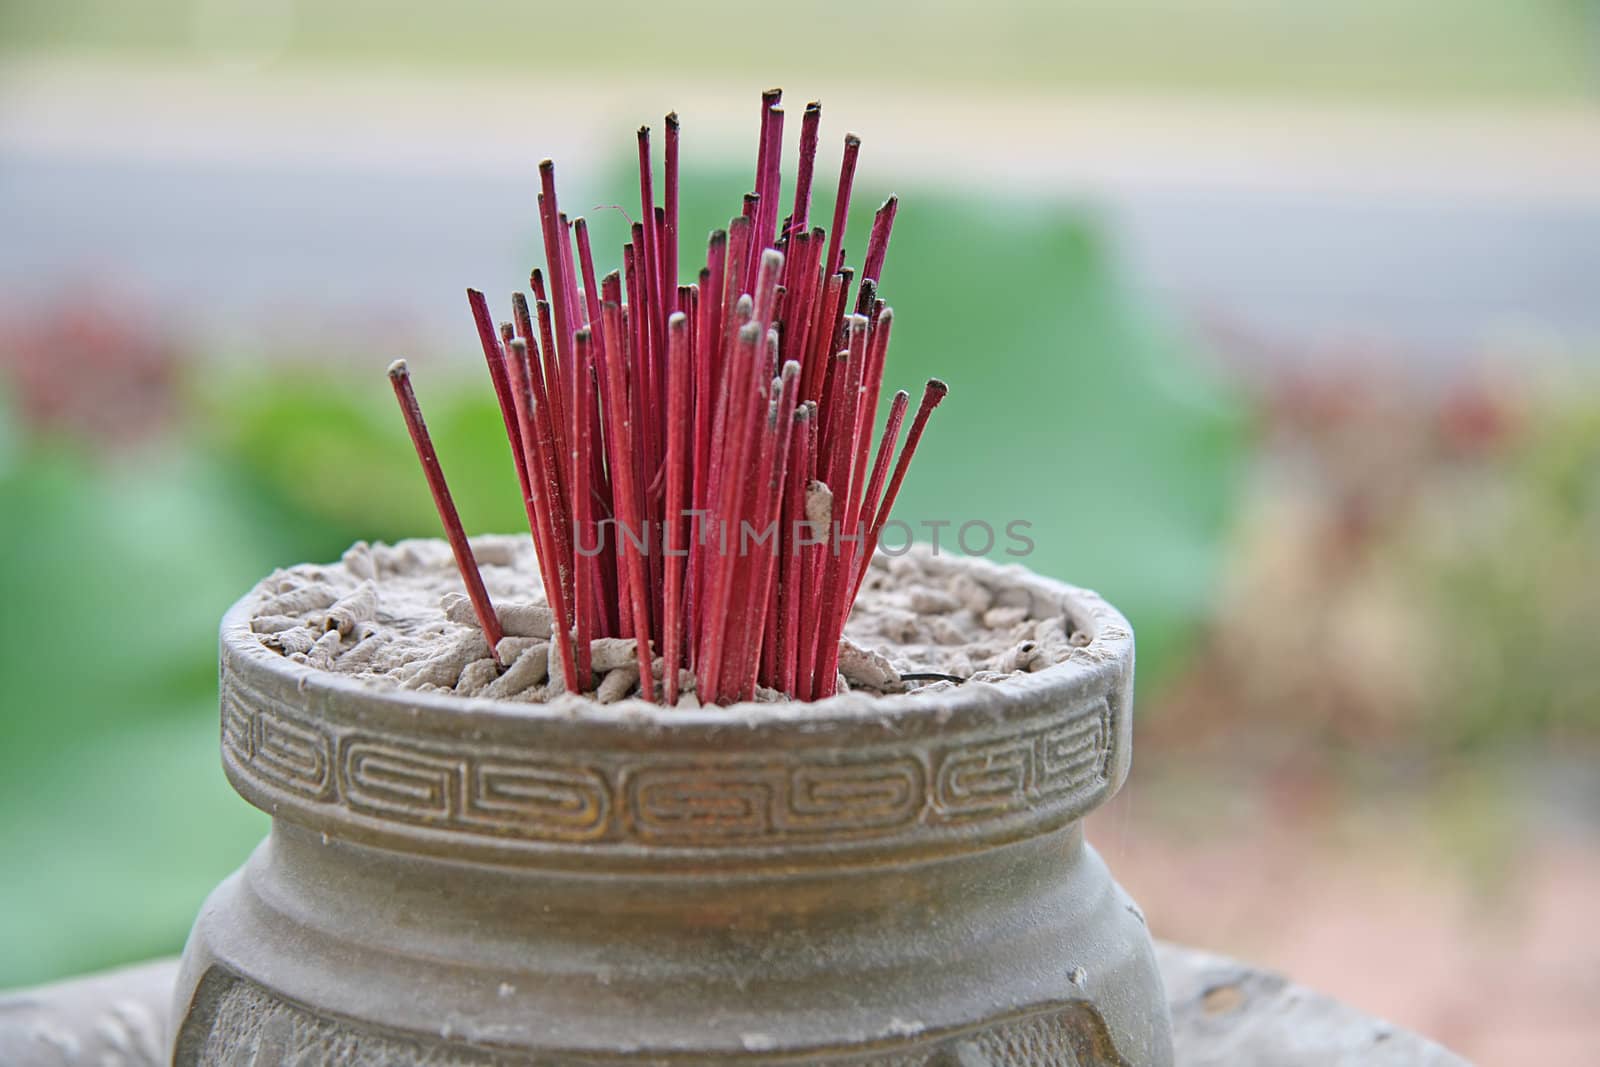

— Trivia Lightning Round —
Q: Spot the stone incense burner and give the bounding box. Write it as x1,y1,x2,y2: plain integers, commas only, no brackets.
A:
174,550,1172,1065
174,86,1174,1064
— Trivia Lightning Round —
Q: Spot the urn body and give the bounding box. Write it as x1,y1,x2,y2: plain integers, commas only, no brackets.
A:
176,558,1172,1065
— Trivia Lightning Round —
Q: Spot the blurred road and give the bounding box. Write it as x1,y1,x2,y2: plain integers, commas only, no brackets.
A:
4,62,1598,365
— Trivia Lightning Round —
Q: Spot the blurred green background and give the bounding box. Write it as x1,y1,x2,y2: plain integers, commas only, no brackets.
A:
1,2,1597,1062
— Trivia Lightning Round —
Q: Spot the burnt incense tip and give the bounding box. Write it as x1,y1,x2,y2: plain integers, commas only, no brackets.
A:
805,100,821,114
386,358,409,380
665,111,679,128
668,310,688,328
925,378,950,401
638,124,650,139
881,194,899,210
763,88,782,104
538,158,554,173
575,327,592,342
845,132,861,147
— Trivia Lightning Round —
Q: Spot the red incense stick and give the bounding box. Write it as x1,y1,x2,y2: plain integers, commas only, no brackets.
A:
397,91,945,706
388,360,504,663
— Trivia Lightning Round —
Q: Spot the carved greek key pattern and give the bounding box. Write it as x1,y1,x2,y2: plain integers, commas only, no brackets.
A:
222,695,254,762
223,686,335,802
623,756,924,842
464,761,610,841
220,675,1117,851
932,706,1111,818
343,740,459,819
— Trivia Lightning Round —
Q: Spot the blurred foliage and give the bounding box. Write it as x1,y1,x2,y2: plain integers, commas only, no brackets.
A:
199,364,525,550
1149,365,1600,767
1416,386,1600,746
3,0,1595,103
0,421,275,987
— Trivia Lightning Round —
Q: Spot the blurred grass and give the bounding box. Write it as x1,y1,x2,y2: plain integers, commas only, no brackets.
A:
3,0,1596,103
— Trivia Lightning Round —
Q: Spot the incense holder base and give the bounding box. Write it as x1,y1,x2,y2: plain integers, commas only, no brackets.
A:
175,554,1172,1065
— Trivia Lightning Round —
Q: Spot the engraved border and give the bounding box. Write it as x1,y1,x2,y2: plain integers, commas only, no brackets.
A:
222,671,1118,854
217,556,1134,863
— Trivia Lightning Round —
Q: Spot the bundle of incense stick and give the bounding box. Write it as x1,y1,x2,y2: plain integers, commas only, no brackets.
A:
390,89,946,706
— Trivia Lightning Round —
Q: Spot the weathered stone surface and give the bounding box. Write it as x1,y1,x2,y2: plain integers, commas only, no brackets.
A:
0,958,175,1066
1158,943,1471,1066
0,944,1471,1066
